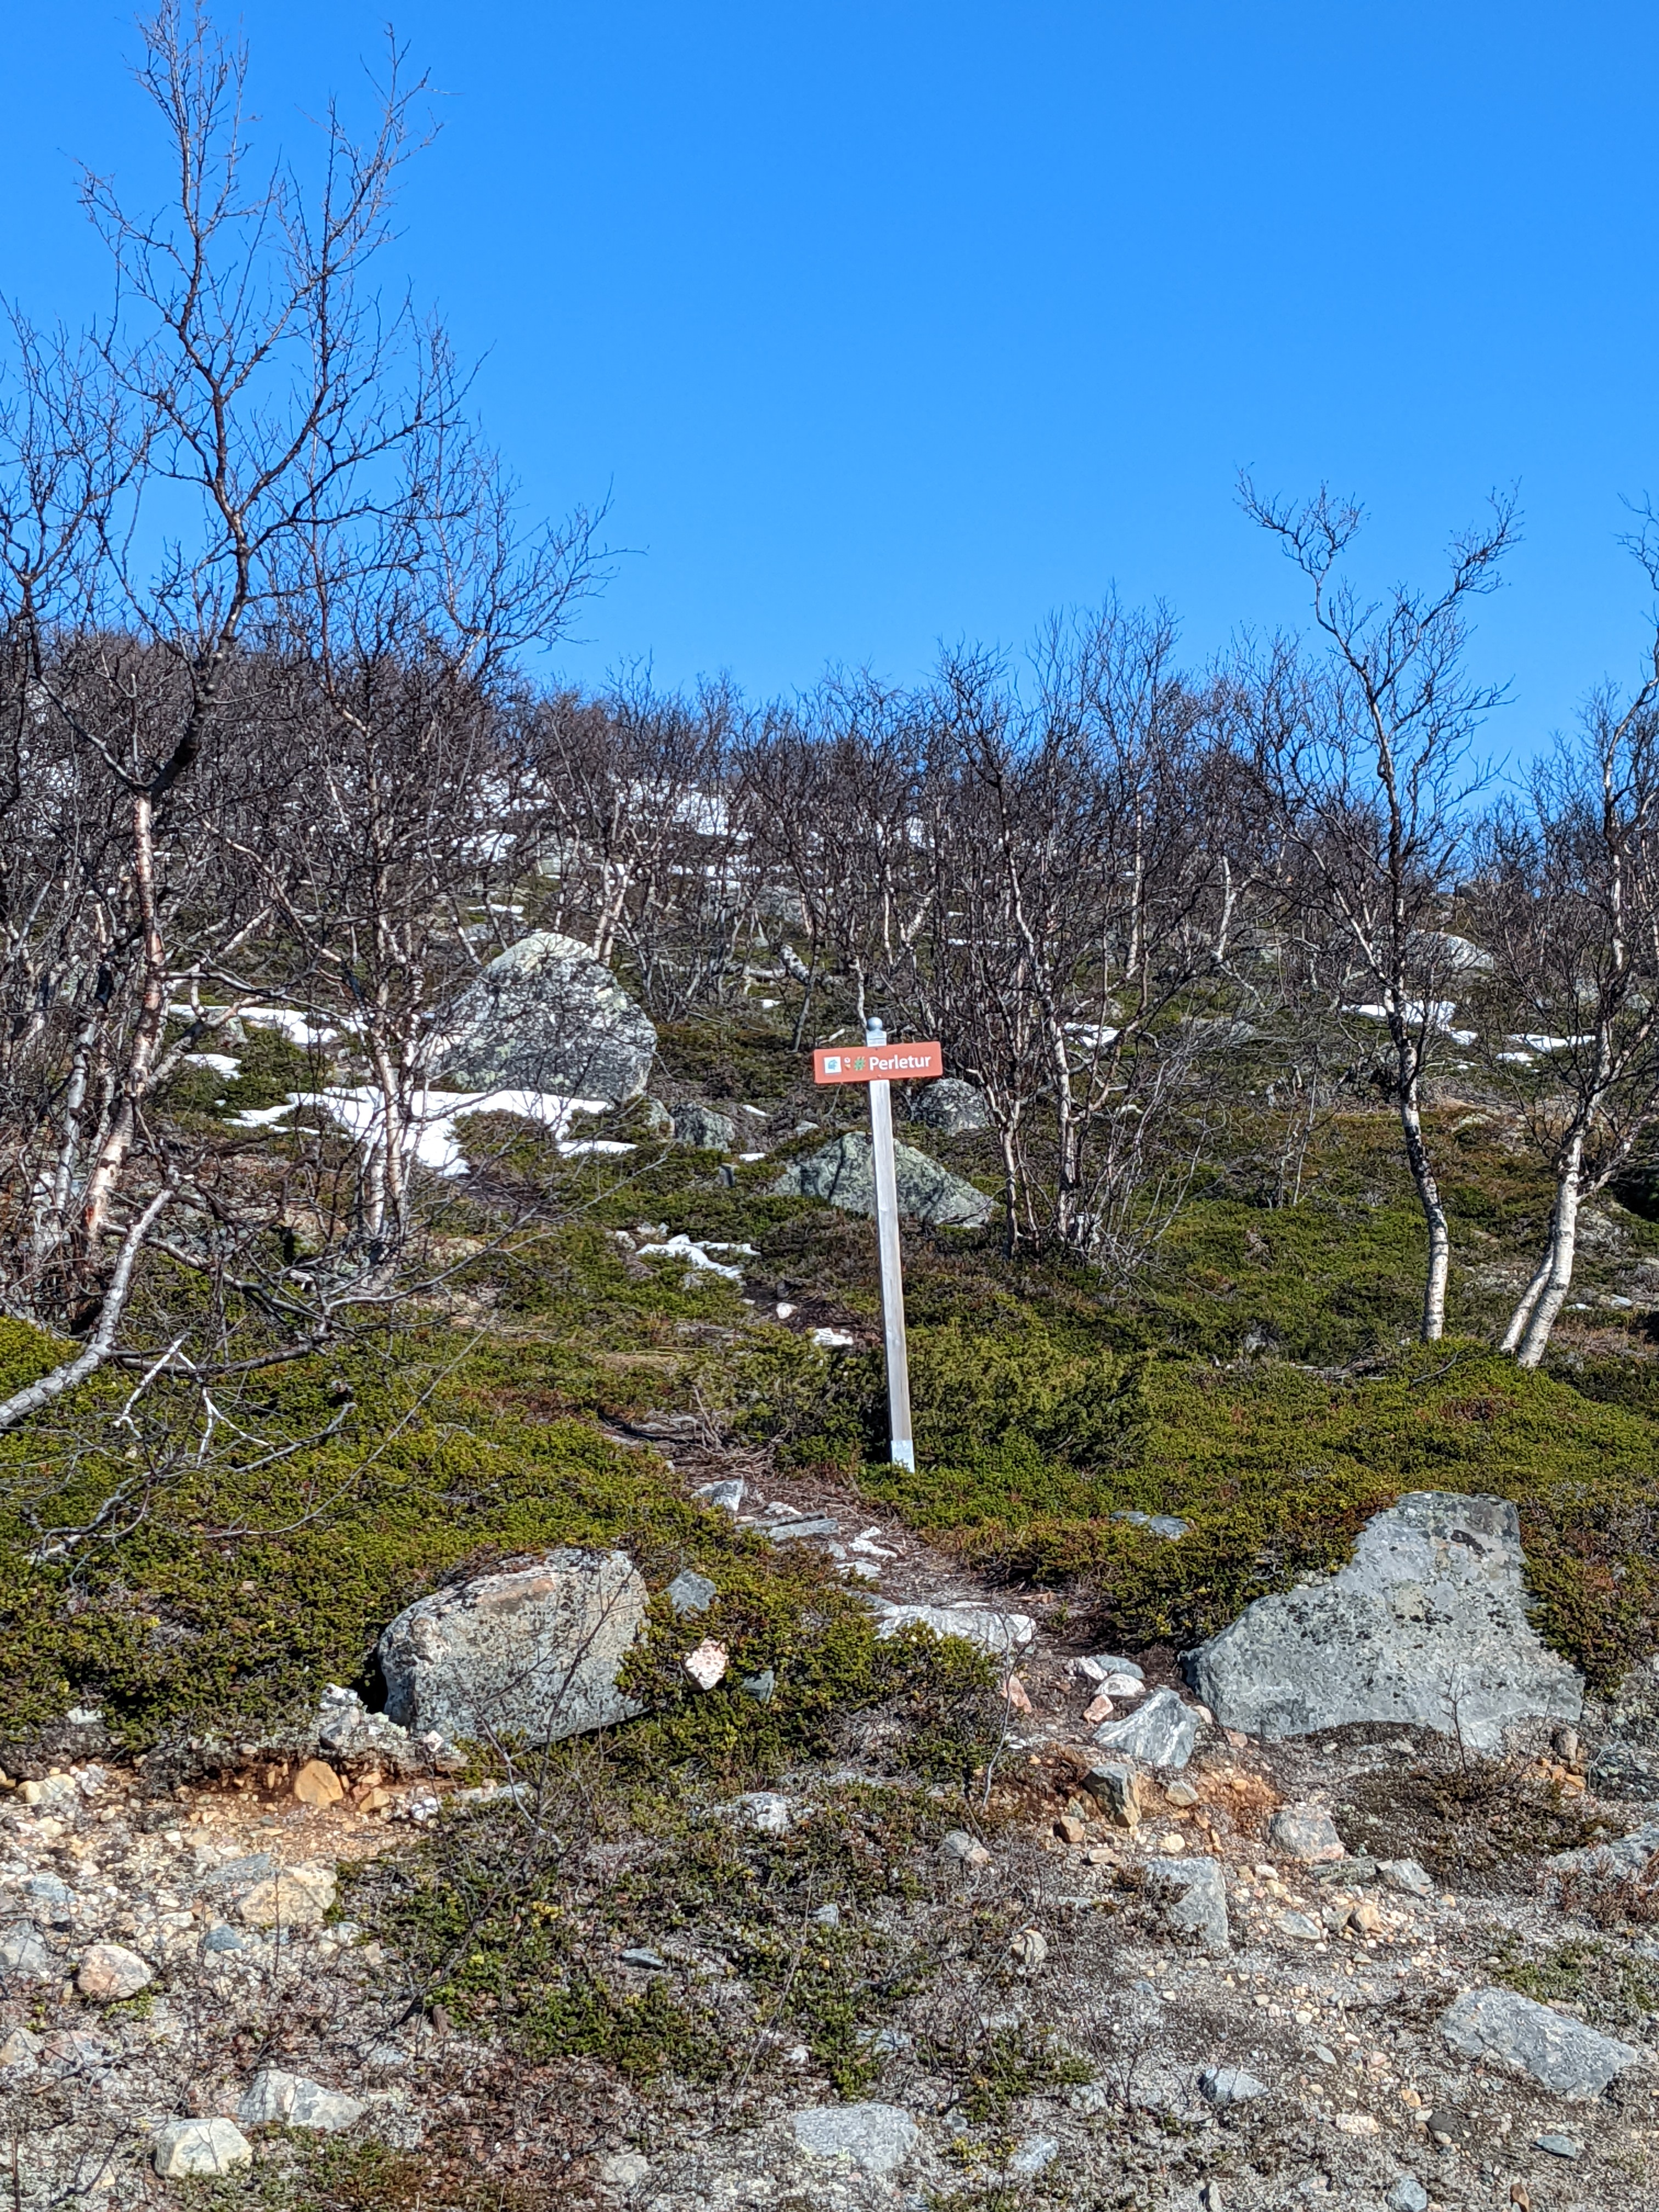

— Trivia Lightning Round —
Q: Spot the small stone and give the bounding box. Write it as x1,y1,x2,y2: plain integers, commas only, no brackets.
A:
0,1922,52,1979
1092,1685,1201,1769
1112,1508,1192,1540
811,1903,840,1927
684,1639,729,1689
1439,1986,1643,2097
1336,2112,1380,2135
940,1827,991,1867
1159,1831,1187,1853
1102,1672,1146,1697
1056,1814,1088,1844
1379,1857,1434,1897
1313,2043,1338,2064
1164,1779,1199,1808
0,2028,42,2068
791,2102,919,2175
1152,1857,1230,1954
619,1947,667,1970
1000,1673,1033,1713
692,1479,744,1514
1269,1804,1345,1862
1423,2108,1471,2146
76,1943,154,2001
153,2118,253,2176
21,1872,74,1922
1082,1760,1143,1829
1351,1899,1385,1934
1533,2133,1580,2159
1386,2181,1430,2212
1009,1926,1048,1967
1088,1654,1144,1680
1008,2134,1058,2177
238,1863,337,1928
665,1570,718,1617
740,1668,776,1702
1279,1911,1323,1943
1199,2065,1269,2107
871,1599,1035,1655
292,1759,345,1808
598,2151,652,2188
201,1924,246,1954
239,2068,365,2131
1083,1694,1114,1724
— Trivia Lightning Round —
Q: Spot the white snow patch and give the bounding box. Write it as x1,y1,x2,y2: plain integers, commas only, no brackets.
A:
635,1234,758,1282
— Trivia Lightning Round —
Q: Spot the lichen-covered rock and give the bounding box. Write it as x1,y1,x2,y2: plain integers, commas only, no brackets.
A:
911,1077,990,1134
870,1599,1035,1656
670,1102,737,1150
792,2102,920,2175
1092,1686,1201,1769
436,930,656,1102
769,1132,991,1227
1439,1986,1643,2096
378,1549,646,1746
152,2119,252,2177
239,2068,365,2132
1149,1854,1229,1953
1187,1492,1583,1751
75,1943,153,2001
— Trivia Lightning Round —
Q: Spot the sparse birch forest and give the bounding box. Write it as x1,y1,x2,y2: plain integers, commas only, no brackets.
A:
4,11,1659,2211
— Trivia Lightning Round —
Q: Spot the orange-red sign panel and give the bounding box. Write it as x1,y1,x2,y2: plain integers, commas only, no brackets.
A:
813,1041,944,1085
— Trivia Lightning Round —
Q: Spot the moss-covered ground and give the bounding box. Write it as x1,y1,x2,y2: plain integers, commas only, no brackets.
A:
7,1037,1659,1760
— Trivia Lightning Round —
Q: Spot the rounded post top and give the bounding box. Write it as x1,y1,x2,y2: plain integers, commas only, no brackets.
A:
865,1016,887,1046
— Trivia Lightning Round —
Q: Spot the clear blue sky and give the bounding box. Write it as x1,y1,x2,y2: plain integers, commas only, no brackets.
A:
5,4,1658,757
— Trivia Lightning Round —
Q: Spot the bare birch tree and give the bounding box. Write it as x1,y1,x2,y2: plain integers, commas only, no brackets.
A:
1239,483,1518,1339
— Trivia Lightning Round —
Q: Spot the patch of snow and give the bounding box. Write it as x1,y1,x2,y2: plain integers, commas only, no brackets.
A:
1345,1000,1459,1030
183,1053,240,1077
635,1234,757,1282
232,1085,612,1177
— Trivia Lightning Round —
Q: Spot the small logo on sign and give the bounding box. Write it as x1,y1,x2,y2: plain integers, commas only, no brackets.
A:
822,1054,842,1073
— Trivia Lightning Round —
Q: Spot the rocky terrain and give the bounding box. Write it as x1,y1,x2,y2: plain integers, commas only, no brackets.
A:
4,1447,1658,2211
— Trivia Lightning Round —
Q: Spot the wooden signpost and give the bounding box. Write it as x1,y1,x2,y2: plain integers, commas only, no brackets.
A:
812,1020,943,1472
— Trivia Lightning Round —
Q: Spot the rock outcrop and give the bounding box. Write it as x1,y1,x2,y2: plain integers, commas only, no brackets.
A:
436,931,656,1102
377,1549,647,1746
768,1132,991,1227
1186,1492,1582,1752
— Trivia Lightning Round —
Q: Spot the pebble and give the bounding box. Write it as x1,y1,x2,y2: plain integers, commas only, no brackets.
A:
666,1570,718,1616
1379,1858,1434,1897
1199,2066,1269,2107
76,1942,154,2002
152,2118,252,2177
1534,2134,1580,2159
1009,1926,1048,1967
1279,1911,1323,1942
1269,1804,1345,1863
1386,2182,1430,2212
239,2068,365,2131
292,1759,345,1808
1008,2134,1058,2177
620,1947,668,1970
598,2151,652,2188
734,1792,792,1833
939,1829,991,1867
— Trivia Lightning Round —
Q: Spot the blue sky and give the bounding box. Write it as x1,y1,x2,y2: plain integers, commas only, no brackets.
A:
5,4,1658,758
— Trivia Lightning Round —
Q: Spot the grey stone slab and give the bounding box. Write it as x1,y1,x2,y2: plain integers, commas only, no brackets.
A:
911,1077,990,1134
1149,1854,1229,1954
1091,1686,1201,1769
1438,1985,1643,2097
791,2102,920,2175
1199,2065,1269,2107
1187,1492,1583,1752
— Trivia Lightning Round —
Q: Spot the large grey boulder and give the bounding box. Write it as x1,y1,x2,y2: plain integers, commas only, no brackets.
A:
769,1132,991,1227
911,1077,990,1135
378,1549,646,1745
1438,1987,1643,2097
436,932,656,1102
1186,1492,1582,1752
